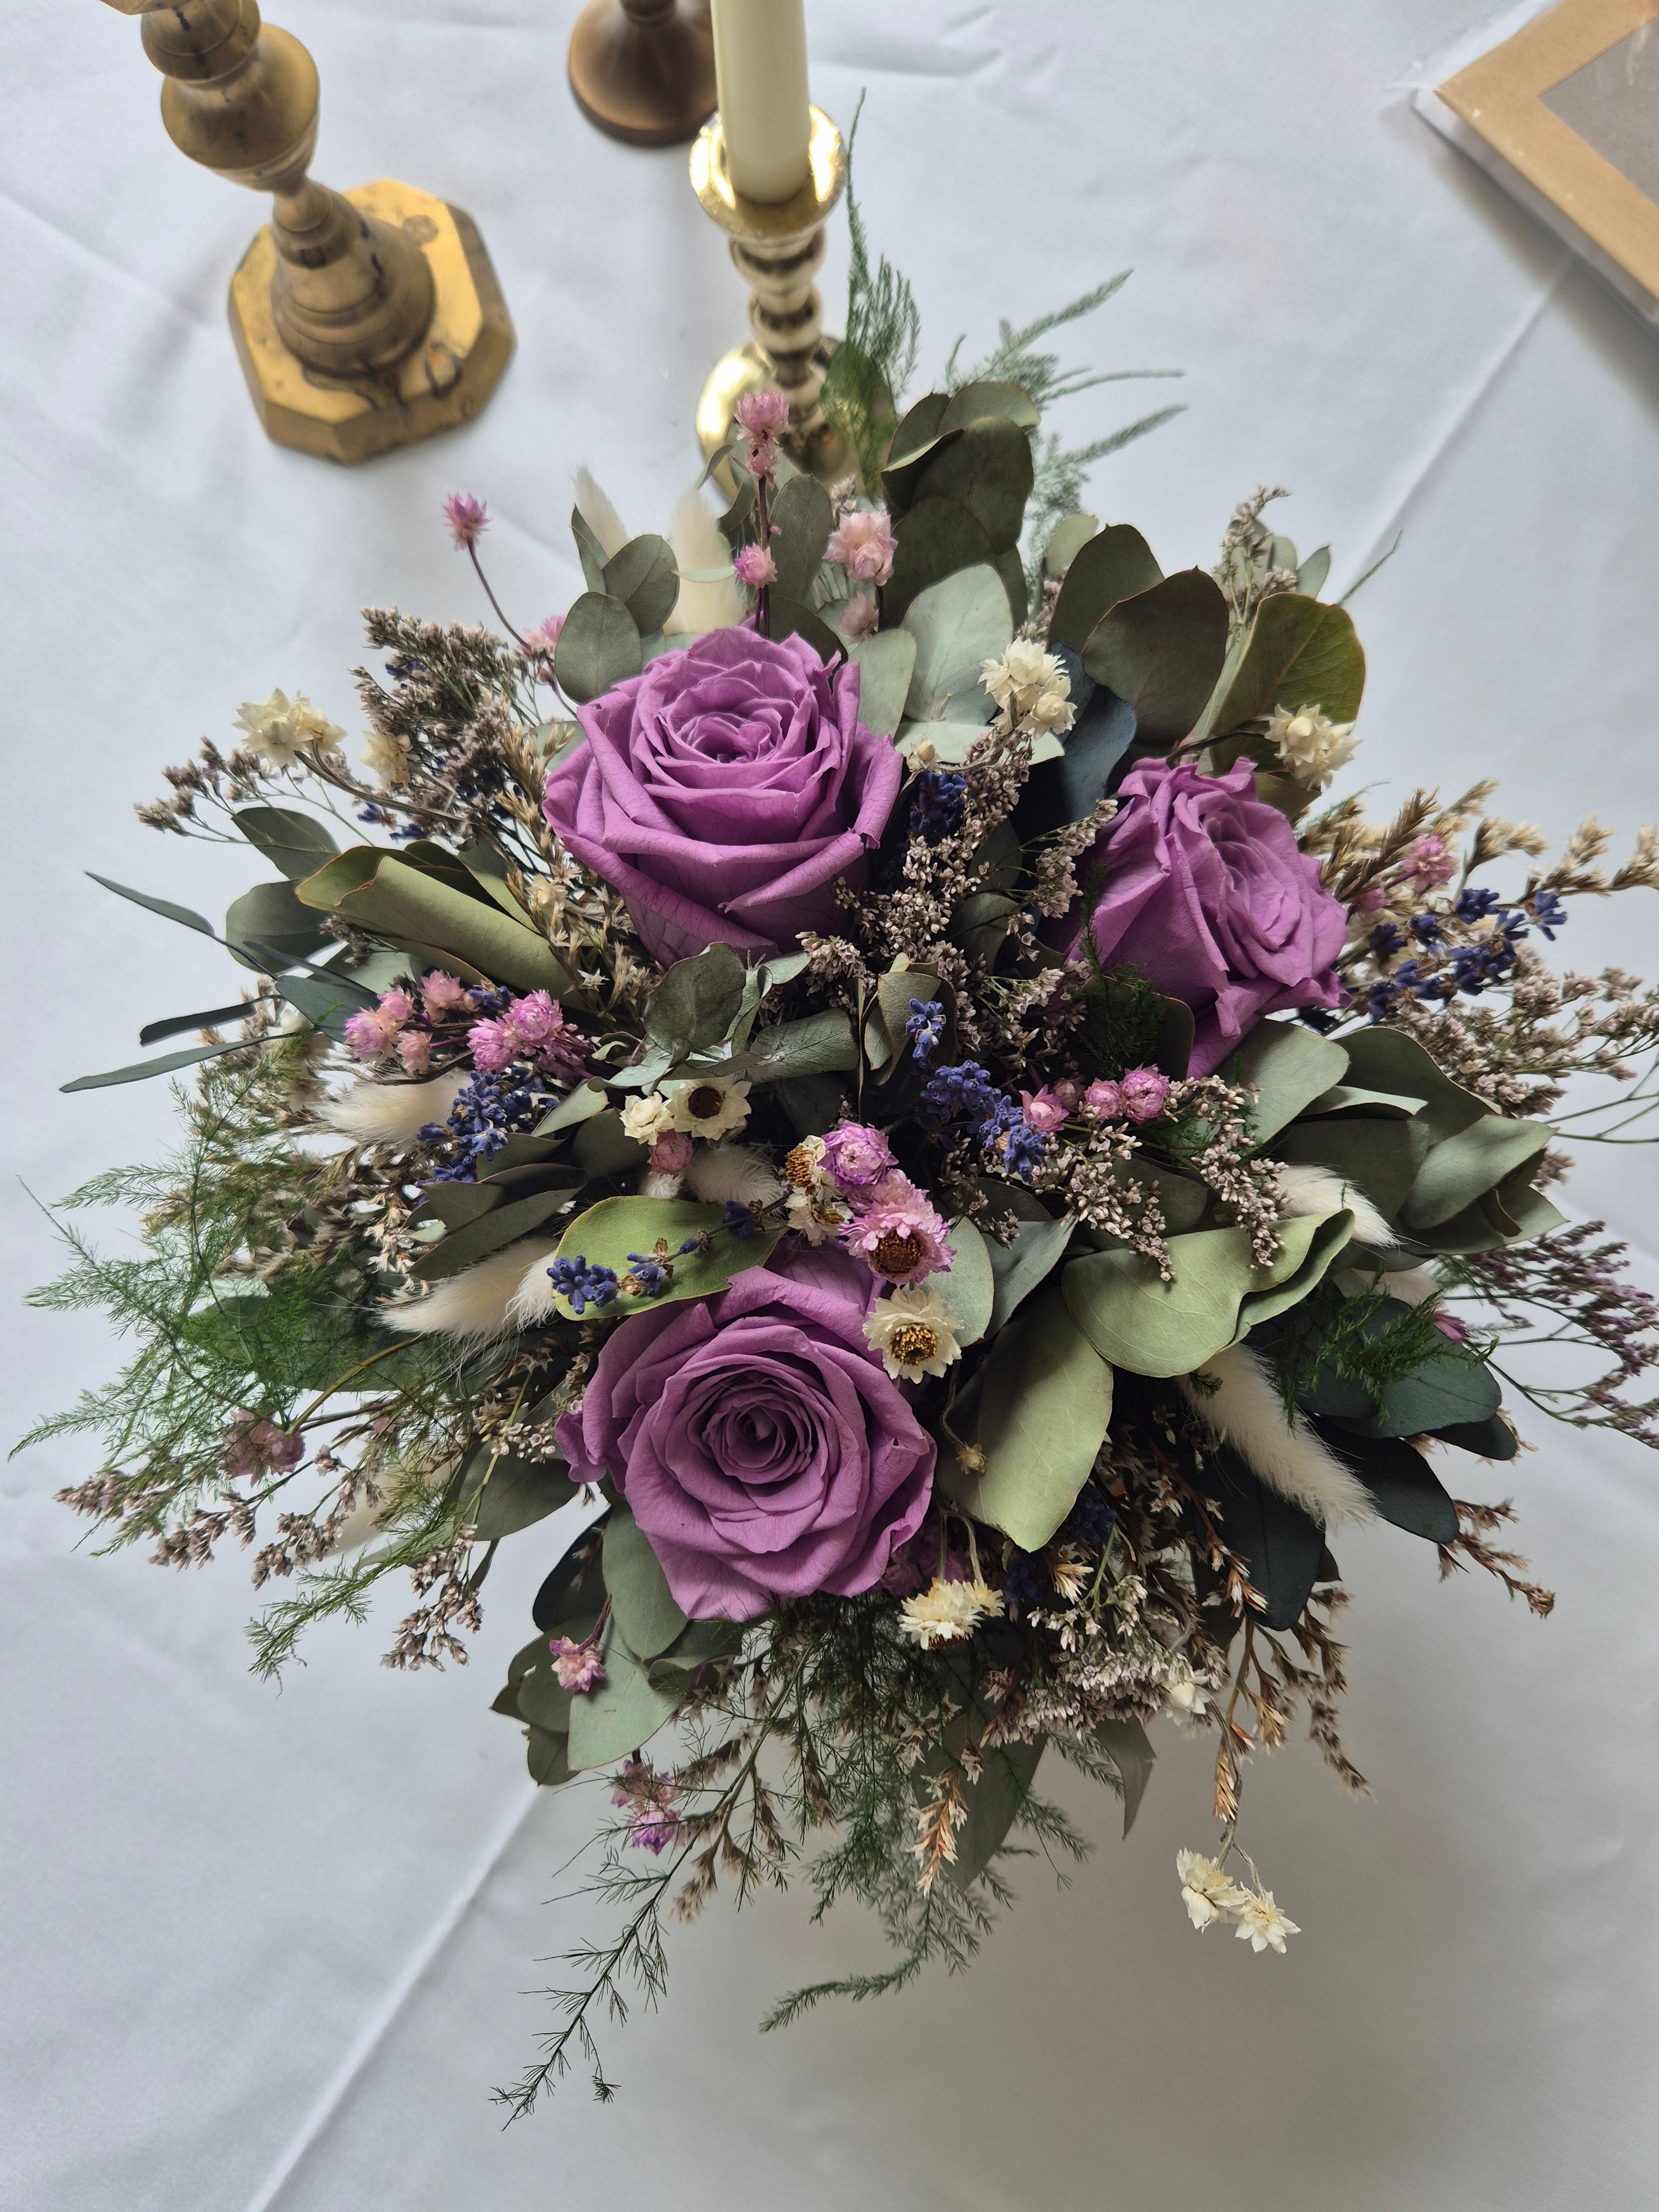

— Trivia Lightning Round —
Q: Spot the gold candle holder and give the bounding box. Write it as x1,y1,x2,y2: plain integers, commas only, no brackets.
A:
690,106,850,490
103,0,513,464
567,0,717,148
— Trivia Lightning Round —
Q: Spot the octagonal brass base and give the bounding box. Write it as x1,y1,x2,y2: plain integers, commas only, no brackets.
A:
228,179,513,463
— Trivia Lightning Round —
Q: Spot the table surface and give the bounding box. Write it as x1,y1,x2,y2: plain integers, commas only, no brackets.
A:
4,5,1658,2208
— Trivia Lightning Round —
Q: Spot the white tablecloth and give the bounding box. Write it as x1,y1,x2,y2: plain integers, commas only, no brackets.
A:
5,4,1658,2206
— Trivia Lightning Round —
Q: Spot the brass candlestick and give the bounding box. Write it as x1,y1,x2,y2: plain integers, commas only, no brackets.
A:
102,0,513,464
691,107,849,490
568,0,717,148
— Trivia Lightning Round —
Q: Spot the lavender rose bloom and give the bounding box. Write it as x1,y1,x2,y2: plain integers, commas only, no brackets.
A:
1070,757,1347,1076
542,627,903,967
555,1246,934,1622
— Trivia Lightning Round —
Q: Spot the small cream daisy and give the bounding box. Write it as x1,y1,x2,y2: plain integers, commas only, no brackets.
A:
1166,1676,1212,1732
1175,1849,1250,1932
898,1577,1005,1648
665,1074,752,1142
234,688,346,770
786,1184,852,1244
620,1092,675,1146
862,1282,962,1381
979,639,1076,734
361,725,410,788
1233,1888,1300,1954
1264,702,1357,790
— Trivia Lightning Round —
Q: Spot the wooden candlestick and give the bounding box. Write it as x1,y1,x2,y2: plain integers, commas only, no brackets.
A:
690,107,850,491
567,0,717,148
102,0,513,463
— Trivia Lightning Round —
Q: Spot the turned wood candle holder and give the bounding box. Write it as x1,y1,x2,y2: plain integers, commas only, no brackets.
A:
567,0,717,148
103,0,513,463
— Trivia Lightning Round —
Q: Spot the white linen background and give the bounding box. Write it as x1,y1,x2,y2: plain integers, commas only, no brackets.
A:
3,2,1657,2205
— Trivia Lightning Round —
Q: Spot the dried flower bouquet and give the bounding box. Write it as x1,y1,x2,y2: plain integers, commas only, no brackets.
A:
31,244,1659,2111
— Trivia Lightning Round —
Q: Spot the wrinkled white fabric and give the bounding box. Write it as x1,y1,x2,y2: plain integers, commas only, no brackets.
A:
3,4,1657,2209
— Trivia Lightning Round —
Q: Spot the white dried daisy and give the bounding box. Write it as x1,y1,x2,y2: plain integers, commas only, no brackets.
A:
1175,1849,1250,1932
979,639,1075,734
620,1092,675,1146
1233,1887,1300,1954
1264,702,1357,790
898,1576,1005,1648
361,725,410,788
234,688,346,770
786,1183,852,1244
862,1282,962,1381
1166,1676,1212,1733
665,1073,752,1142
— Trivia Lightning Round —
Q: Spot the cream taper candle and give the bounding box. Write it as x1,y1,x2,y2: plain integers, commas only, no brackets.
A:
709,0,812,203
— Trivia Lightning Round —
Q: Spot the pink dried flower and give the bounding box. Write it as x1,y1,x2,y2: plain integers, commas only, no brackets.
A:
735,388,790,438
826,507,898,586
1120,1067,1172,1124
420,971,472,1018
466,1016,518,1072
1431,1309,1470,1345
649,1129,695,1173
821,1120,898,1192
505,990,559,1045
1052,1078,1083,1112
524,614,565,655
396,1030,433,1077
733,542,778,588
549,1636,606,1693
223,1413,305,1481
1401,834,1457,891
1084,1077,1124,1119
1350,885,1389,916
1020,1085,1071,1134
611,1756,685,1854
838,593,879,641
443,493,489,550
343,1005,404,1060
841,1173,955,1285
377,988,415,1025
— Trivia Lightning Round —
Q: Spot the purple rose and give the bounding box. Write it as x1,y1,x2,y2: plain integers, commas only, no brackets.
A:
555,1245,934,1622
542,627,903,967
1068,758,1347,1076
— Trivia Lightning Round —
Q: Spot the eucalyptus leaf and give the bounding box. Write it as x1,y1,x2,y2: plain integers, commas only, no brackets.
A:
61,1038,254,1092
555,592,643,706
901,564,1011,724
1211,1449,1325,1629
909,416,1034,554
1042,512,1100,582
572,1110,648,1180
719,1009,859,1083
981,1189,1076,1333
938,1283,1113,1548
411,1186,575,1282
847,629,918,738
885,497,997,622
138,997,276,1048
1094,1716,1156,1837
1048,524,1162,654
275,972,381,1041
603,1504,688,1661
294,848,572,997
566,1615,685,1771
1063,1213,1351,1379
1296,546,1332,599
1233,1019,1350,1142
87,873,214,938
898,719,1062,766
936,1217,995,1347
941,1735,1046,1891
1309,1423,1458,1543
1400,1115,1551,1233
648,1615,747,1685
517,1667,575,1736
1209,592,1365,736
602,535,680,636
1081,568,1230,747
938,379,1041,433
644,944,749,1052
232,806,340,884
461,1449,580,1542
768,594,844,662
769,476,834,605
534,1081,612,1136
525,1724,571,1787
570,504,611,594
549,1197,781,1319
